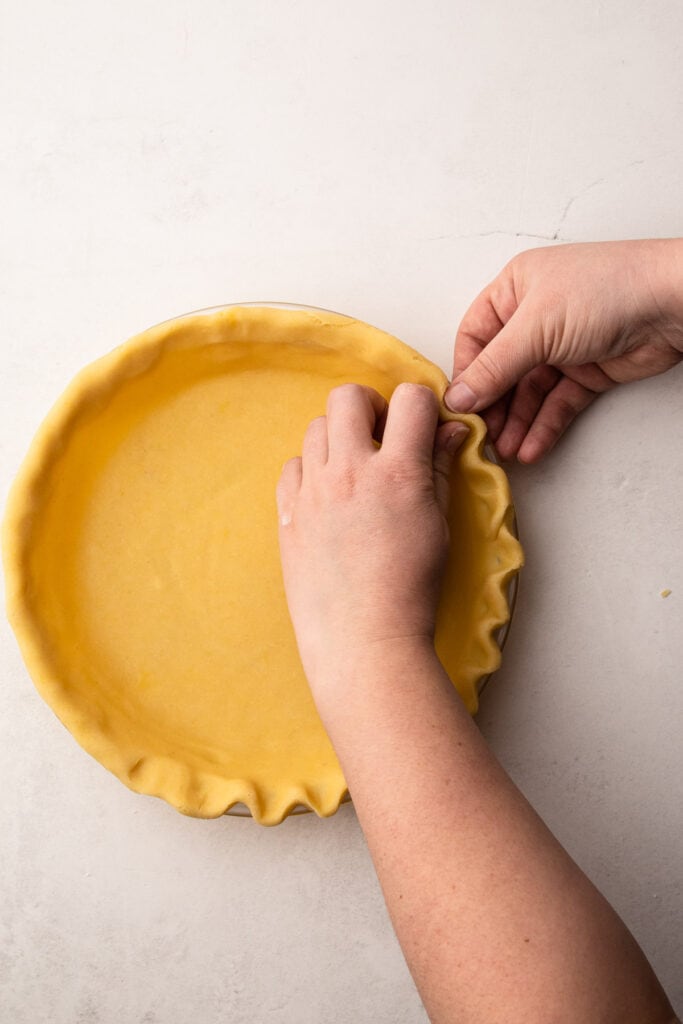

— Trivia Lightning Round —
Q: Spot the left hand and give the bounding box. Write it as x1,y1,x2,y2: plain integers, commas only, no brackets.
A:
276,382,468,690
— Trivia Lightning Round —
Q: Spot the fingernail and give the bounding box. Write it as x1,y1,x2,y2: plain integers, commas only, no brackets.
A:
444,381,477,412
445,423,468,451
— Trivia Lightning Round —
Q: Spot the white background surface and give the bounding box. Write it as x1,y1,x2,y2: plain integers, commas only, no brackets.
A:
1,1,682,1020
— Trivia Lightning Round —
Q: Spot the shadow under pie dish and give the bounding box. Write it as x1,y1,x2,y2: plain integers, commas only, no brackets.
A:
2,303,523,826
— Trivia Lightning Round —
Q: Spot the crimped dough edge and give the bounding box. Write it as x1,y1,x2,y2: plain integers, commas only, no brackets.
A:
2,305,523,825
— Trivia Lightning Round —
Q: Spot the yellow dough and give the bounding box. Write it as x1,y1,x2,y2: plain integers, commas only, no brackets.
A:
2,305,523,825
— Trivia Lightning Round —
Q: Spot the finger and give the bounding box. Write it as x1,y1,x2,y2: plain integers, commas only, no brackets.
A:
446,308,546,414
451,277,517,379
517,377,598,463
302,415,328,465
433,421,469,516
453,319,511,442
561,361,617,393
452,327,490,379
276,456,302,526
481,394,511,443
599,342,682,384
495,365,561,460
381,383,440,462
326,384,388,457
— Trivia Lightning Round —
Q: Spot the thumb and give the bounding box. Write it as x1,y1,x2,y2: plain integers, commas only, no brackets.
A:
433,421,469,516
445,318,541,413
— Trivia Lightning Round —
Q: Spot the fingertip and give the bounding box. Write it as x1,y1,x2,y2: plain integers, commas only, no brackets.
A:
482,398,509,443
382,382,441,458
433,421,469,516
436,420,469,454
277,455,303,494
443,380,478,413
392,381,439,407
447,422,469,453
494,432,523,463
493,444,515,464
517,439,544,463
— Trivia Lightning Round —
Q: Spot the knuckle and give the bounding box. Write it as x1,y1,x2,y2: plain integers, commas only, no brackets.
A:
552,395,579,422
392,381,436,404
328,461,359,496
490,273,513,308
502,409,528,435
275,475,288,501
511,248,533,267
534,419,562,445
328,382,366,405
305,415,326,438
523,365,558,400
511,247,544,273
380,452,428,487
473,347,507,388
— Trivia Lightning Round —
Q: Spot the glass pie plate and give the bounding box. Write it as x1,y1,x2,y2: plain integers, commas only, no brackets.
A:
3,303,523,825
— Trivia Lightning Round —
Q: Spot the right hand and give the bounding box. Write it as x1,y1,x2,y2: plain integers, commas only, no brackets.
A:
444,239,683,462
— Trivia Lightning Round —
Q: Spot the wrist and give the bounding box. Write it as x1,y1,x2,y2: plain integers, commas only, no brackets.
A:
306,635,442,721
643,237,683,352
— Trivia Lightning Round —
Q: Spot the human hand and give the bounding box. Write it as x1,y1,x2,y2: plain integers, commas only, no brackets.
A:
445,239,683,462
276,383,467,691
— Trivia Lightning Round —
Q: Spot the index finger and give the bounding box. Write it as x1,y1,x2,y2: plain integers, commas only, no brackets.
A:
452,271,518,379
453,297,503,377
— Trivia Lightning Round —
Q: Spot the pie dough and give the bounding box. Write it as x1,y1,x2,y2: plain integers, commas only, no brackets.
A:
2,305,523,825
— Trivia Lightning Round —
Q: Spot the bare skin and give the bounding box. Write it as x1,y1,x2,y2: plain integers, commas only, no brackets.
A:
276,382,677,1024
445,238,683,461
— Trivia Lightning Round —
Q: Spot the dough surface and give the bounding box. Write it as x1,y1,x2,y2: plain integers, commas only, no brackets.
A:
3,306,523,825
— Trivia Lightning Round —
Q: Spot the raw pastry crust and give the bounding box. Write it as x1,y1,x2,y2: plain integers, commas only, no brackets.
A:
2,306,523,825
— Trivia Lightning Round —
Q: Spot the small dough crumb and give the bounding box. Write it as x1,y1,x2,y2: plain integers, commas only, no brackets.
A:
660,589,672,598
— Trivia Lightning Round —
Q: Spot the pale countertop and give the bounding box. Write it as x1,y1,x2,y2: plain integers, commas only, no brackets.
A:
1,2,682,1021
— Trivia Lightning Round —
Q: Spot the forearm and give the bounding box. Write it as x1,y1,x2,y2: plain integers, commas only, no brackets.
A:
314,641,674,1024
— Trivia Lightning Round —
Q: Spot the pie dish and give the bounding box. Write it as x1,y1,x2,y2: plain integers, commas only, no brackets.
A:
3,304,523,825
